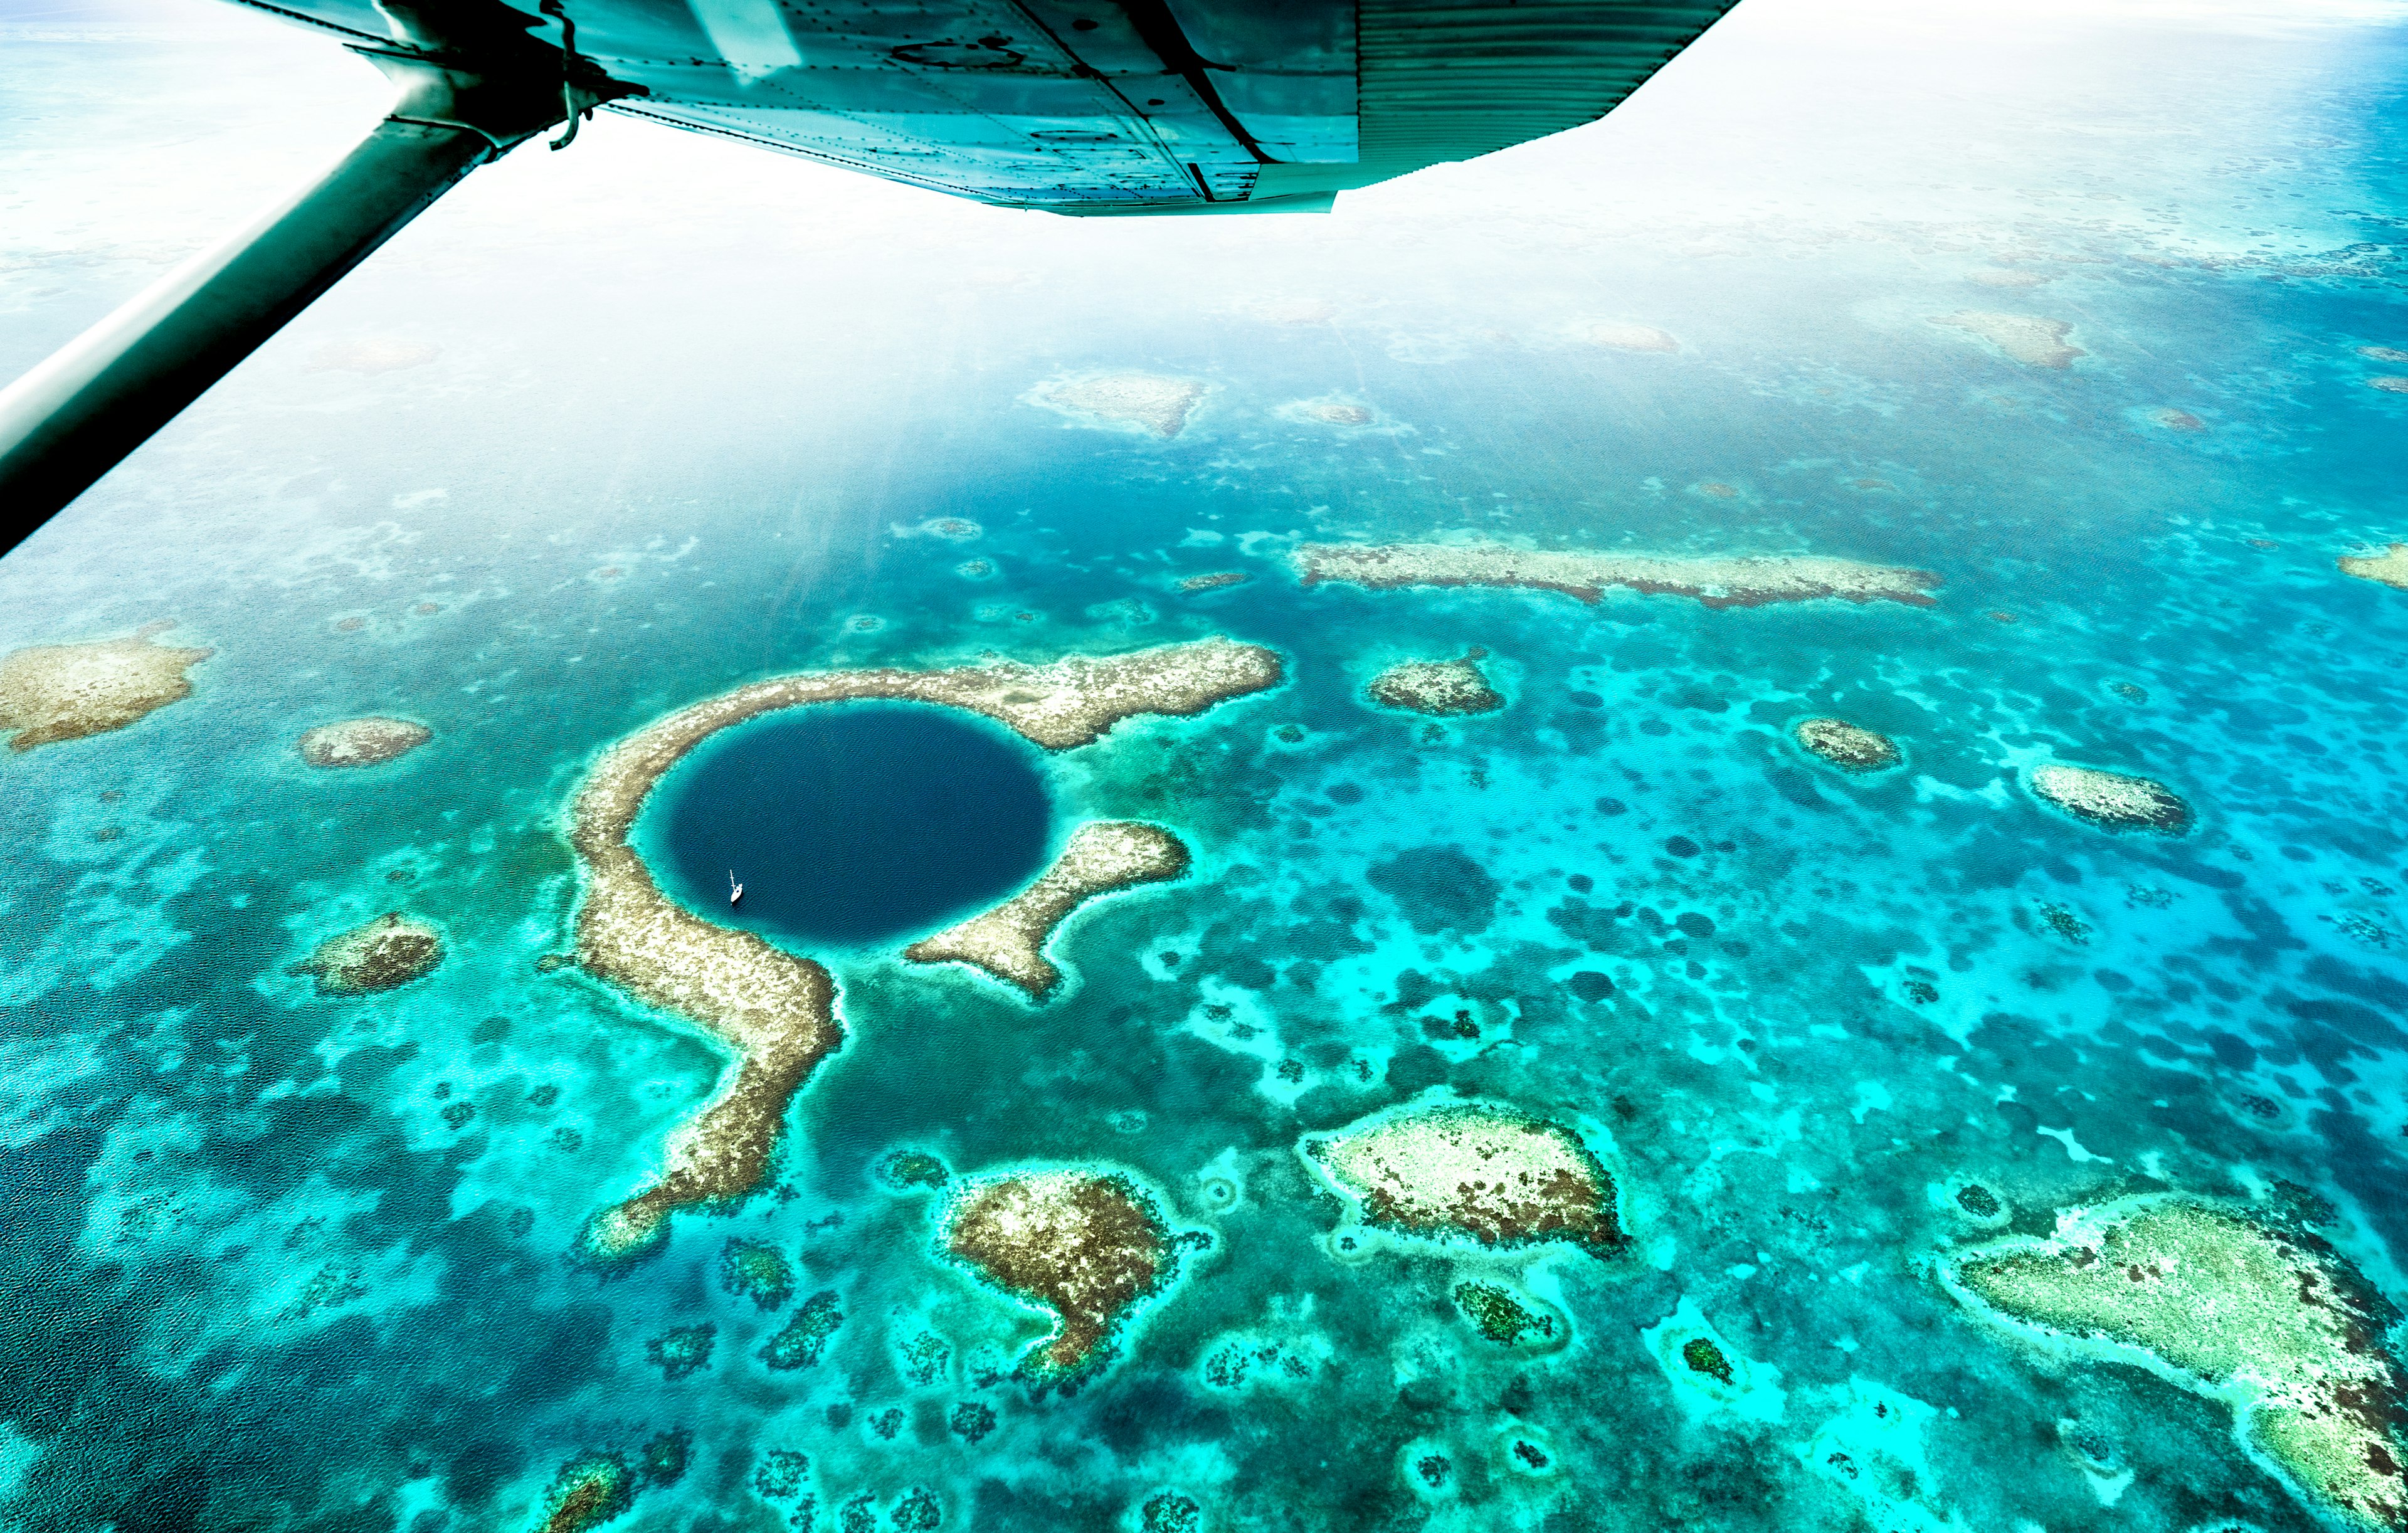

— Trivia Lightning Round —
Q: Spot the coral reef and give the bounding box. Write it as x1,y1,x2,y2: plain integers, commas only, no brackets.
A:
1454,1281,1557,1346
2027,764,2192,834
2339,544,2408,589
1304,1100,1625,1254
879,1149,951,1189
1366,650,1504,717
904,821,1189,999
939,1169,1178,1375
1793,717,1900,771
534,1451,634,1533
1932,310,2084,367
761,1290,843,1369
288,913,443,995
1038,373,1205,437
636,1430,690,1487
719,1238,795,1310
1294,542,1940,609
1953,1199,2407,1531
569,639,1278,1259
296,717,430,767
644,1324,715,1379
0,622,212,751
1178,571,1249,592
1141,1490,1202,1533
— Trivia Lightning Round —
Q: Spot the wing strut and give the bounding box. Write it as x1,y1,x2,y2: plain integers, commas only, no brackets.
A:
0,6,604,556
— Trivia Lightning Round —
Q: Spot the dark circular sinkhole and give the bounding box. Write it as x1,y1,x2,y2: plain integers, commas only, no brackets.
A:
639,701,1053,947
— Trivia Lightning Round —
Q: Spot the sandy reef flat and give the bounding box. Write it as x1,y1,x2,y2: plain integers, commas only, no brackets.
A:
1951,1201,2407,1530
1793,717,1900,771
570,638,1281,1257
1037,373,1205,438
289,912,444,996
0,622,212,751
2027,763,2193,833
297,717,431,767
1366,649,1504,717
1305,1100,1625,1255
905,820,1189,999
1176,571,1249,592
940,1169,1177,1375
1932,310,2085,367
1294,542,1940,609
2339,544,2408,589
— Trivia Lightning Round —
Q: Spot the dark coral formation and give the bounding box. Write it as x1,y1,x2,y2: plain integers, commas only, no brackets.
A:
880,1150,951,1189
1141,1490,1202,1533
645,1324,716,1380
1682,1336,1735,1384
1454,1282,1557,1346
719,1238,795,1310
761,1290,843,1369
288,913,443,995
1956,1184,2002,1218
534,1451,633,1533
636,1430,690,1487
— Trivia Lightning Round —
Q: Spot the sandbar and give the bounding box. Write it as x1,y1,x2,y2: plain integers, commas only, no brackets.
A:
289,913,443,995
1952,1200,2405,1531
298,717,430,767
904,820,1188,999
1793,717,1900,771
1038,373,1205,438
1366,650,1503,717
1294,542,1940,610
569,638,1281,1258
2371,377,2408,394
2027,763,2192,834
940,1167,1178,1375
0,621,212,751
1933,311,2084,368
2362,346,2408,364
2340,544,2408,589
1303,1100,1626,1255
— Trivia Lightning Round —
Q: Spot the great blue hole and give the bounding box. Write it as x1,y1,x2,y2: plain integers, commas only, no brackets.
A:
638,701,1054,946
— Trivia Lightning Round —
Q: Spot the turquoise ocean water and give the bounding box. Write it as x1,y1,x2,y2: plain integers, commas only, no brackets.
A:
1,0,2405,1528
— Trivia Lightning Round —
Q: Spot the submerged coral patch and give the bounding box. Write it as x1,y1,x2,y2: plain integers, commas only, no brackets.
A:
1793,717,1900,771
535,1451,635,1533
297,717,430,767
1036,373,1205,438
2338,544,2408,590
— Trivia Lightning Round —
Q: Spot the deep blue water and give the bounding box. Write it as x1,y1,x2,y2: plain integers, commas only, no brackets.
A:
642,703,1054,946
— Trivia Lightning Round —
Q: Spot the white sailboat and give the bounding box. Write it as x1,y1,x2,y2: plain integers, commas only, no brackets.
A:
728,870,744,907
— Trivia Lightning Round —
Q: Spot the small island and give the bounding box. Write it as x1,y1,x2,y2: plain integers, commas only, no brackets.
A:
0,622,213,751
569,638,1281,1260
904,820,1189,999
1366,650,1504,717
1951,1200,2406,1532
1303,1100,1627,1255
1293,543,1940,609
940,1167,1179,1376
297,717,431,767
1932,310,2084,368
289,913,443,995
1037,373,1205,438
2339,544,2408,589
1793,717,1900,771
2027,764,2192,833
